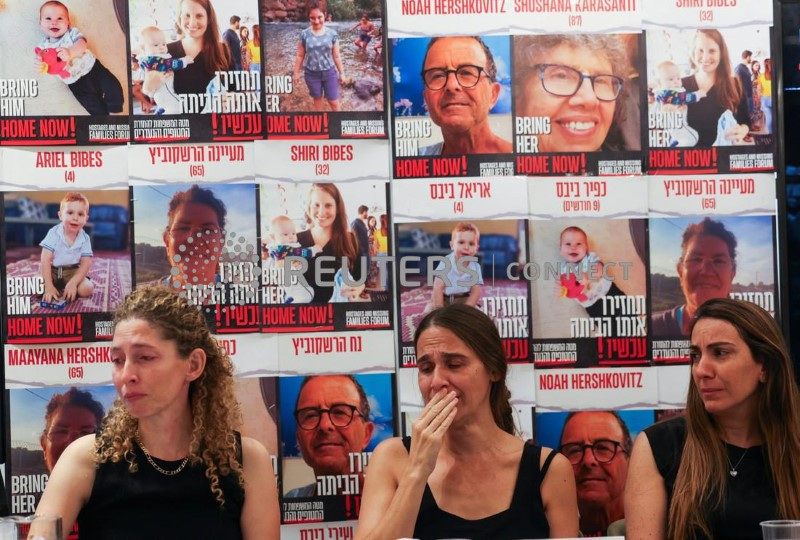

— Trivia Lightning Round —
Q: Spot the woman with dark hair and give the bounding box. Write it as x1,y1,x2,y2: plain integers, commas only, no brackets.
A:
626,298,800,539
41,387,105,473
161,184,227,289
651,217,737,336
681,29,750,146
35,285,279,538
292,2,345,111
297,183,363,303
356,304,578,539
239,26,250,72
146,0,233,97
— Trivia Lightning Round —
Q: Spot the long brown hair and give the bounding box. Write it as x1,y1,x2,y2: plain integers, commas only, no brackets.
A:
690,29,741,112
178,0,230,74
668,298,800,539
414,304,516,435
305,183,358,270
98,285,243,506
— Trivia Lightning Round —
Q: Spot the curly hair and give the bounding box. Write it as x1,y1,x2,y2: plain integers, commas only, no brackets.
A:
97,285,242,506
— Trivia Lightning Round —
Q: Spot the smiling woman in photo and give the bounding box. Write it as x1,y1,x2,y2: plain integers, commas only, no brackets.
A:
513,34,632,153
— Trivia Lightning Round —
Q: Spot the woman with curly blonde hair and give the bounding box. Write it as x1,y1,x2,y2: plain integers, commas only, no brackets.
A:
35,285,279,539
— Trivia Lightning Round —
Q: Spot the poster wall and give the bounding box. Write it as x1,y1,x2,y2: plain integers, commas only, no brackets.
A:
0,2,787,539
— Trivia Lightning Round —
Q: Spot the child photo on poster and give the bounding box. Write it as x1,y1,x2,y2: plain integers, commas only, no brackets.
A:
261,0,385,138
529,218,648,367
395,219,530,363
0,0,129,144
128,0,261,141
259,181,390,305
646,27,774,173
649,215,776,340
4,189,131,340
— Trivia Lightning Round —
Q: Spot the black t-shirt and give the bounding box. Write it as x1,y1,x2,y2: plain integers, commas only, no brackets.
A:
402,437,553,540
77,433,244,540
297,229,363,304
645,416,779,540
166,41,215,95
682,75,750,146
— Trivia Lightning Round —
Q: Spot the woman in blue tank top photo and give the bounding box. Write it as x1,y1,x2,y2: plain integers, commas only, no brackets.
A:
355,304,579,540
626,298,800,539
34,285,280,539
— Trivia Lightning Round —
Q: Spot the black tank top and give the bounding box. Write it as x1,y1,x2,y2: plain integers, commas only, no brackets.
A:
77,433,244,540
402,437,554,540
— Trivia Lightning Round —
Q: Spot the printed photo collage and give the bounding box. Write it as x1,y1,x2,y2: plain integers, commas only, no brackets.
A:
0,0,785,535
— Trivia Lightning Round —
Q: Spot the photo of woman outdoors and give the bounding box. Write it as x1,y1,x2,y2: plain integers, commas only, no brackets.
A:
646,27,772,148
261,0,384,113
128,0,258,115
259,180,389,305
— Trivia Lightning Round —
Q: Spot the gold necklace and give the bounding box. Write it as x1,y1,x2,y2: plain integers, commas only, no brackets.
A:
136,433,189,476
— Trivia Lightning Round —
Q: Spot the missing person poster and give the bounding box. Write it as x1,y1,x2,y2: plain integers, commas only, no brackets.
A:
0,0,130,145
535,408,683,537
3,189,132,344
390,35,514,178
258,180,392,333
278,373,394,524
128,0,263,143
529,217,650,368
6,385,117,514
643,0,775,174
395,218,531,366
261,0,387,140
512,33,644,177
648,214,777,359
529,177,649,369
131,182,261,333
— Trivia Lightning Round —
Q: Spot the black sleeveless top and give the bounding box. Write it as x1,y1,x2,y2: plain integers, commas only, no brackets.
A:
402,437,554,540
77,433,244,540
645,416,778,540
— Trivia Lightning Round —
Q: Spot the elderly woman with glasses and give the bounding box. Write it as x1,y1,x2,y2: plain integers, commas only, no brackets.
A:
160,184,226,290
418,36,513,156
356,304,578,540
513,34,634,153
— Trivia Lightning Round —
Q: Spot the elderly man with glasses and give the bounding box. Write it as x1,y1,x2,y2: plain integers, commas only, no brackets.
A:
418,36,512,156
286,375,375,498
558,410,632,537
